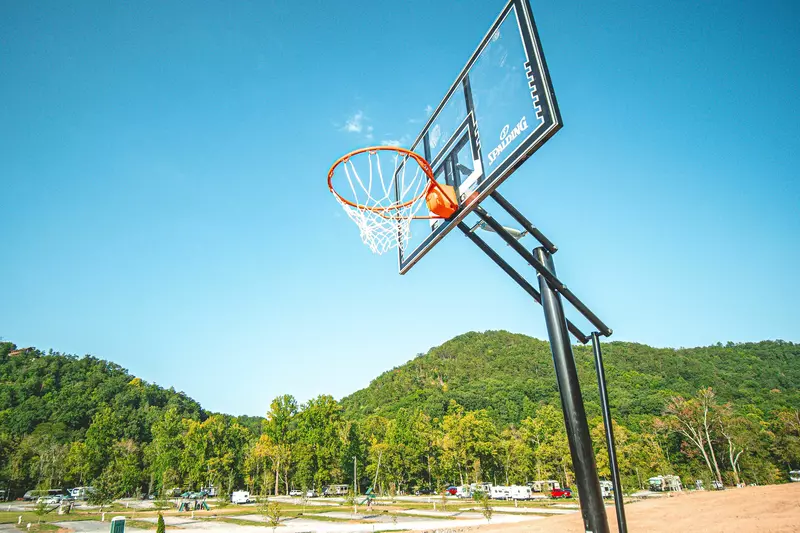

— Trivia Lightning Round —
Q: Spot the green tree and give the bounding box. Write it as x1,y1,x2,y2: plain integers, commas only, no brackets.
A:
293,396,346,491
145,408,184,496
263,395,298,495
521,405,572,485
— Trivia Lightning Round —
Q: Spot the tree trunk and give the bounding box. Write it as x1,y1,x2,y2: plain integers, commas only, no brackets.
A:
703,410,723,484
274,458,280,496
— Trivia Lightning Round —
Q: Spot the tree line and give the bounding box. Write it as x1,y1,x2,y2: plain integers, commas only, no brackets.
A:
1,337,799,501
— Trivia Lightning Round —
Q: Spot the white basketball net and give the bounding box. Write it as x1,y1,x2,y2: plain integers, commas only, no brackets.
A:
332,150,431,254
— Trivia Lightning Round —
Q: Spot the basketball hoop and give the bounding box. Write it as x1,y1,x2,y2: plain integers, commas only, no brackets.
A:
328,146,457,254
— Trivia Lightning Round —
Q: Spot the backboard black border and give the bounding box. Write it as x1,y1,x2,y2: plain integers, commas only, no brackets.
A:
398,0,562,274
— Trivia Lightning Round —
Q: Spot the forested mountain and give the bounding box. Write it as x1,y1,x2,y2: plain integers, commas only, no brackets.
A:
0,342,258,498
341,331,800,426
1,333,799,502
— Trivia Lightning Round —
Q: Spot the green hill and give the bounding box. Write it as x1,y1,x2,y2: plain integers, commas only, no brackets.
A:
1,333,798,499
341,331,800,425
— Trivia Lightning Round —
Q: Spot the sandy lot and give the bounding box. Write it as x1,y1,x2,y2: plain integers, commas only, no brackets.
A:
472,483,800,533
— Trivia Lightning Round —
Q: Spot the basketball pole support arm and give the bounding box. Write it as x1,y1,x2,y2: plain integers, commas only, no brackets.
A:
459,203,626,533
592,332,629,533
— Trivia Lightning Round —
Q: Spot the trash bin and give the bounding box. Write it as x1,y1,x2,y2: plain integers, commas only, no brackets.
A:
110,516,125,533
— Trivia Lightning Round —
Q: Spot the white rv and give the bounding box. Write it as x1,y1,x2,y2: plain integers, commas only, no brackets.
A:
509,485,532,500
529,480,560,493
489,486,510,500
600,480,613,498
455,486,472,498
323,484,350,497
469,482,492,496
648,475,682,492
69,487,94,500
231,491,253,504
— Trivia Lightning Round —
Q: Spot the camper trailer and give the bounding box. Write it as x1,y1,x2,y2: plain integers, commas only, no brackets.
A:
648,475,682,492
69,487,94,500
323,484,350,497
489,486,510,500
231,491,253,504
469,482,492,497
599,480,613,498
509,485,532,500
529,480,560,493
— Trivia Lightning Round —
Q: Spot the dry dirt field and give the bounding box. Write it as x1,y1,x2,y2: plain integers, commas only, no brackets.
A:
473,483,800,533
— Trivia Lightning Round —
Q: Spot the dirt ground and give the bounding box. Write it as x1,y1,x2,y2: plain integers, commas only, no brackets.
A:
472,483,800,533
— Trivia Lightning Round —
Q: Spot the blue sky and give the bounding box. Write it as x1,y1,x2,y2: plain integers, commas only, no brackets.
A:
1,0,798,416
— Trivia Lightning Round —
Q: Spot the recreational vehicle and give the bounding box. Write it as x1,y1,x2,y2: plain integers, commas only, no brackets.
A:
469,482,492,497
599,480,613,498
489,486,510,500
648,475,682,492
790,470,800,482
231,491,253,504
69,487,94,500
528,480,560,493
509,485,532,500
323,484,350,497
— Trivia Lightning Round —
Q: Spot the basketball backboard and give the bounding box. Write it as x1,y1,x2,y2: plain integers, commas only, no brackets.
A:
397,0,561,274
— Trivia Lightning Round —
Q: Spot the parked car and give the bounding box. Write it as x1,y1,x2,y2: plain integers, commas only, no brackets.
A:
39,492,73,505
444,486,458,496
550,487,572,498
305,489,318,498
414,487,432,496
289,489,302,497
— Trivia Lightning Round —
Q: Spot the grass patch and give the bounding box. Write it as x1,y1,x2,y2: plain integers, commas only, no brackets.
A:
300,514,367,523
215,518,263,527
124,520,158,530
0,512,102,525
15,524,59,532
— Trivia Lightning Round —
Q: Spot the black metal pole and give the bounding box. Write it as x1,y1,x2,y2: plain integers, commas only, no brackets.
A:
457,222,590,344
475,207,612,337
535,247,609,533
591,332,627,533
490,191,558,254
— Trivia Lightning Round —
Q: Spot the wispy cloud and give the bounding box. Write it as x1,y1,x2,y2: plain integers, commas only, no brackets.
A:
342,111,365,133
380,134,410,148
425,104,433,116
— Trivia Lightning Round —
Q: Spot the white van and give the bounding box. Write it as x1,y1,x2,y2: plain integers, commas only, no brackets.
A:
489,486,510,500
455,486,471,499
231,491,253,504
509,485,532,500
